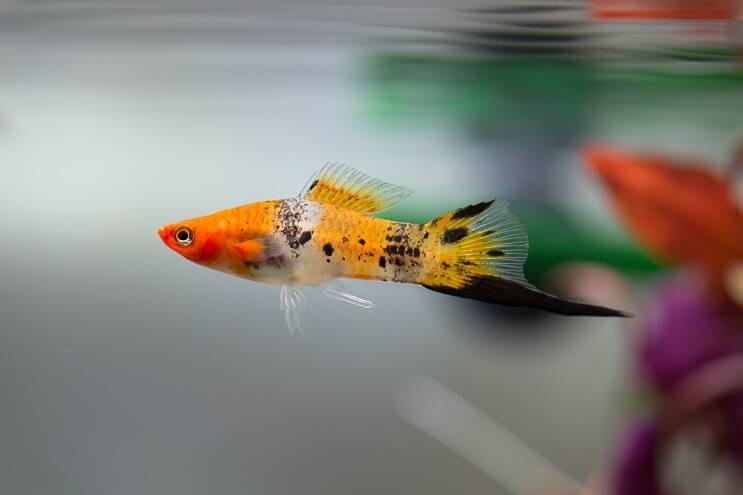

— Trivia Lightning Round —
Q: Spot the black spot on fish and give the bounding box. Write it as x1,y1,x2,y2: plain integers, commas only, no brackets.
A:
298,231,312,245
413,247,420,257
276,199,309,253
423,232,429,240
308,179,319,192
461,260,475,266
289,240,299,249
405,247,413,256
326,259,331,263
481,230,495,237
358,238,366,245
442,227,468,244
379,256,386,268
487,249,505,257
323,243,334,256
393,235,403,243
441,261,451,269
342,236,348,244
451,200,494,220
394,257,404,266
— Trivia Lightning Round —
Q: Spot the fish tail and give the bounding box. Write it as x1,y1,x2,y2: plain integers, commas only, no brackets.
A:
419,200,630,317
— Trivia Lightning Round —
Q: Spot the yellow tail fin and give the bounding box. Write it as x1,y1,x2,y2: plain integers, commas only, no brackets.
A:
420,199,530,288
421,200,629,317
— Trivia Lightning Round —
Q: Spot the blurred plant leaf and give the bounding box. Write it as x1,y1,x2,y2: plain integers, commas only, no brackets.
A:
583,144,743,292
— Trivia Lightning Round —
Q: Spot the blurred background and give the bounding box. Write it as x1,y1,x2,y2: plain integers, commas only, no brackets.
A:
1,1,742,494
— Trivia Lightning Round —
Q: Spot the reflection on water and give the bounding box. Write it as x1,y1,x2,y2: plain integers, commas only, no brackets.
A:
0,2,741,495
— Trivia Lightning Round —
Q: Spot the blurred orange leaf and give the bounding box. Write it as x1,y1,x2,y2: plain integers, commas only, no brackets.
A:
590,0,739,20
582,144,743,290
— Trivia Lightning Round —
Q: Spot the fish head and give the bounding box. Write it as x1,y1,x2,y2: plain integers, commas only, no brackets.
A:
158,215,226,267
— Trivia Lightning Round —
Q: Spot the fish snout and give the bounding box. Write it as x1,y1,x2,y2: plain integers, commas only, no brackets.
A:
158,225,173,245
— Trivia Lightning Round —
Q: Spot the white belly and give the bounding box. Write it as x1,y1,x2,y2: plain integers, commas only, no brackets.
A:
247,249,340,286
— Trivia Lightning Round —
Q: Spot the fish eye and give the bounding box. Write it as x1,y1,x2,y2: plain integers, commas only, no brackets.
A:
174,226,194,247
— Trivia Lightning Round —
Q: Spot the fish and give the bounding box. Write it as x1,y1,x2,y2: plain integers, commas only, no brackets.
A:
158,163,629,335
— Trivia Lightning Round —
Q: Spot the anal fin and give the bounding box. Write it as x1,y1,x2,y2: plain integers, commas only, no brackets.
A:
317,280,375,309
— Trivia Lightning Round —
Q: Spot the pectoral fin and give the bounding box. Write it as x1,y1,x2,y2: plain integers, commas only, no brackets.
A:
233,237,286,264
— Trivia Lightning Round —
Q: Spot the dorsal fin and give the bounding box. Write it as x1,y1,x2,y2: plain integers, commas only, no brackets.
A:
300,163,412,214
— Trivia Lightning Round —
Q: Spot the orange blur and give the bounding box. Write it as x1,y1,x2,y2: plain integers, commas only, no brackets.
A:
590,0,739,20
583,144,743,294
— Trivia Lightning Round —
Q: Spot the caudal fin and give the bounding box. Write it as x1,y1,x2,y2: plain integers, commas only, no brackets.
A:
419,200,630,317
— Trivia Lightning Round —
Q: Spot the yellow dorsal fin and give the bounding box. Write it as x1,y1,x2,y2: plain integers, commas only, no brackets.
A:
300,163,412,214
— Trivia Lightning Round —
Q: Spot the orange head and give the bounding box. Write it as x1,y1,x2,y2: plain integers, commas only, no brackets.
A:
158,216,226,267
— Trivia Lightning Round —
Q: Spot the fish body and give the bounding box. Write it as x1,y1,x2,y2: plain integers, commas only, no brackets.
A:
159,163,628,333
158,199,415,285
158,197,474,287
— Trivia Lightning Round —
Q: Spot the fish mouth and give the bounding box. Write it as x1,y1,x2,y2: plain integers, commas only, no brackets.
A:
158,225,172,245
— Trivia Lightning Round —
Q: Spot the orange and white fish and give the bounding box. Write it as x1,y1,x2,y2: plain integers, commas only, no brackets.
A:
159,164,627,334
